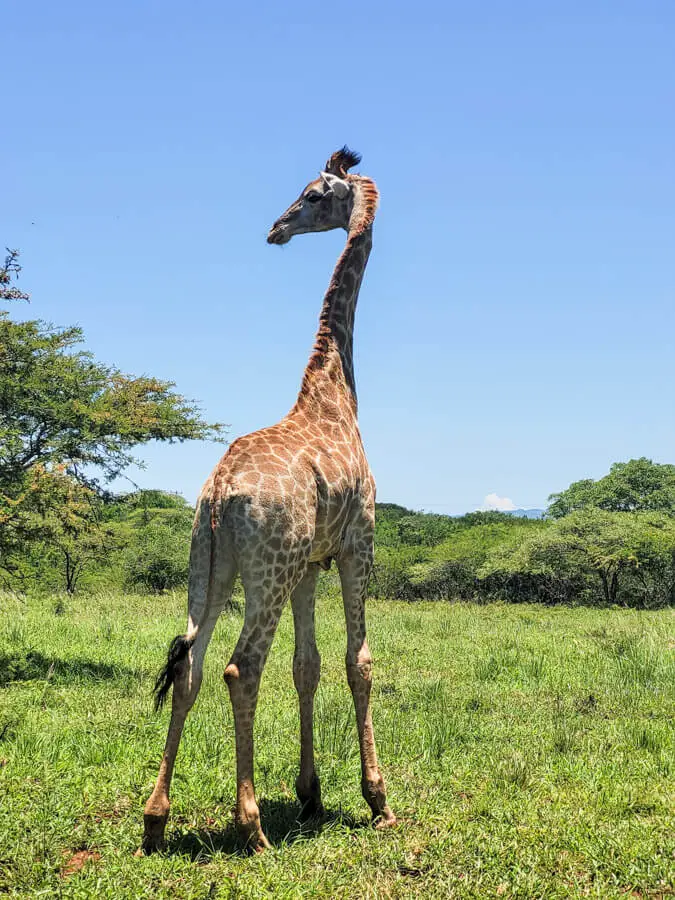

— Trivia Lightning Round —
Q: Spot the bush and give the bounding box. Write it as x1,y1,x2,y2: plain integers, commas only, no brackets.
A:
479,509,675,609
369,547,419,601
369,517,545,602
410,560,477,601
123,520,190,592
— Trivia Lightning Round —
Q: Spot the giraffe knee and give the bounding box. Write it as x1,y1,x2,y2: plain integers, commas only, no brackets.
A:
346,644,373,687
223,662,240,685
224,652,264,692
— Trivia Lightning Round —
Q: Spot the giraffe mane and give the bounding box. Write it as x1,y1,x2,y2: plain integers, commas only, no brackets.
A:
350,177,379,233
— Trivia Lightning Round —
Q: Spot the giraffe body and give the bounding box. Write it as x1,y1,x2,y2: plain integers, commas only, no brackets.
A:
141,148,394,854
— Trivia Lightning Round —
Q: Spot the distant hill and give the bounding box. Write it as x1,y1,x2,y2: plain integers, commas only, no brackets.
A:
504,508,546,519
375,503,547,521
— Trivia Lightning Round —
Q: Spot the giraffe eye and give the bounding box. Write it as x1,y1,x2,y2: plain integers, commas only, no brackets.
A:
305,191,323,203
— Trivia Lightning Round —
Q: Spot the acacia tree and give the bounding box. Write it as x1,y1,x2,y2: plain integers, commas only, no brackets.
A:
0,250,30,303
0,251,223,587
0,316,223,494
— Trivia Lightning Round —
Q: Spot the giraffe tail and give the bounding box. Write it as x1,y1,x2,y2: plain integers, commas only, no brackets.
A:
153,635,195,711
152,492,219,712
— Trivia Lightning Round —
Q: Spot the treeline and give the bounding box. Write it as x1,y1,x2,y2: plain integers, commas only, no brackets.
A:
2,251,674,607
9,489,195,595
372,458,675,609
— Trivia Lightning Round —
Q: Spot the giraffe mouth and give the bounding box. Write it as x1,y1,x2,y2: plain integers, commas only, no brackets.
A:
267,220,293,245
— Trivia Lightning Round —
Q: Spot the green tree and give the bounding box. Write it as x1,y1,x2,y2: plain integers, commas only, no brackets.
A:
548,458,675,518
26,466,122,593
0,313,223,495
0,250,222,585
101,489,194,594
481,508,675,608
0,250,29,303
123,517,191,593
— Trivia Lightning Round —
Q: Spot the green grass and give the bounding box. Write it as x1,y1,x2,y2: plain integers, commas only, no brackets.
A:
0,590,673,898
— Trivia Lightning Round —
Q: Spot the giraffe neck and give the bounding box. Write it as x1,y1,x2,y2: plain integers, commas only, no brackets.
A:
295,179,377,418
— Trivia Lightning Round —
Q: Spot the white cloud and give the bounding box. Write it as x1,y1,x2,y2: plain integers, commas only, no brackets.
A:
483,492,517,512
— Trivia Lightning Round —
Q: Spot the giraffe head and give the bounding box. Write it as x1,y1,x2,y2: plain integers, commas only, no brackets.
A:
267,147,371,245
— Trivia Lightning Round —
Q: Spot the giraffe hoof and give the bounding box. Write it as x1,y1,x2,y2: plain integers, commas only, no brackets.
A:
241,829,271,853
298,796,325,822
373,808,397,830
236,818,272,853
297,774,324,821
253,832,272,853
140,812,169,854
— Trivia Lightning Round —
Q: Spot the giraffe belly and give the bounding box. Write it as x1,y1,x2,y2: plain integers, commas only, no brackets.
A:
309,484,371,564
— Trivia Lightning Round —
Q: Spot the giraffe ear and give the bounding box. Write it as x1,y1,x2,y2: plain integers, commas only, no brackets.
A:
320,172,349,198
324,146,361,177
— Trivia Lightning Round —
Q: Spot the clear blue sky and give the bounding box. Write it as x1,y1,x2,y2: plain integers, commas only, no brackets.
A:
5,2,674,513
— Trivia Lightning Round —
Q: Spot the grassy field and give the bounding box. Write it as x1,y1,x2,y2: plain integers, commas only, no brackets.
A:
0,588,673,899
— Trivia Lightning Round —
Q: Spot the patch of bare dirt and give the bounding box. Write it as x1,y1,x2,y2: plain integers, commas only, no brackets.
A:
61,849,101,878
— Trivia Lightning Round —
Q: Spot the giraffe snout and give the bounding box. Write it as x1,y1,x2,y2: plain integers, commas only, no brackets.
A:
267,221,291,245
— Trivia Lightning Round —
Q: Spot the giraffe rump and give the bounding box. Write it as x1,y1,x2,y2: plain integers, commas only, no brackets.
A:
153,634,195,711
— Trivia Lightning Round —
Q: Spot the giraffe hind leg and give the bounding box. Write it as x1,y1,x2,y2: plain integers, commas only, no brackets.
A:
141,602,226,853
140,513,236,855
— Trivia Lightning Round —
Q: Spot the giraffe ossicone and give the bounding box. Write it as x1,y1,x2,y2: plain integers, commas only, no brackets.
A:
140,147,396,855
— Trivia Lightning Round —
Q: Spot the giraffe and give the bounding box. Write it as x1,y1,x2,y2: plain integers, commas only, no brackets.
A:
140,147,396,854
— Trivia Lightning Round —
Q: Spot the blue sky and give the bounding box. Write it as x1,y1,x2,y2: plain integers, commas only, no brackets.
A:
5,2,674,513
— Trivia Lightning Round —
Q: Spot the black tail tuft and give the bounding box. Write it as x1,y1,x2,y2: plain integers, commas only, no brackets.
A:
153,634,195,711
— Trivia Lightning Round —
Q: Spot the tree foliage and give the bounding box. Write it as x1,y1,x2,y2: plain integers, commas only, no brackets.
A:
0,313,223,495
122,518,191,593
548,458,675,518
480,509,675,608
0,250,222,588
370,477,675,609
27,467,121,593
0,250,29,303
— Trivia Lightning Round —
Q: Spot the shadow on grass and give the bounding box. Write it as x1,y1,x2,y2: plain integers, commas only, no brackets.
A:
0,650,141,686
167,799,367,859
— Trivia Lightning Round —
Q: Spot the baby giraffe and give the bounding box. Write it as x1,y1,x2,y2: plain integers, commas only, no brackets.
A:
141,147,396,854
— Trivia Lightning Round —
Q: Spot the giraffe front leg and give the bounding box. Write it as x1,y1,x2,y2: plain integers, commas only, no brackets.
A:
338,551,396,829
291,565,323,819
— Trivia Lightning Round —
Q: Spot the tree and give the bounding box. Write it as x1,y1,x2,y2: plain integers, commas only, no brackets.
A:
1,250,223,499
0,250,223,587
0,250,30,303
548,458,675,518
0,314,223,496
25,466,121,593
480,508,675,608
123,517,191,593
104,489,194,594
